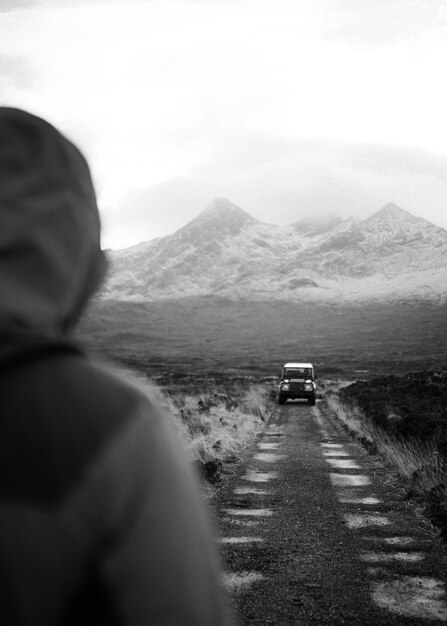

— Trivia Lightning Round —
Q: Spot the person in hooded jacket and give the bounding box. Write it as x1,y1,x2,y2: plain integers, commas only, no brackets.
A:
0,107,232,626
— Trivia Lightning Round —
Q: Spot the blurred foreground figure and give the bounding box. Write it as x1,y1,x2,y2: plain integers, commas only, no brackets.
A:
0,108,231,626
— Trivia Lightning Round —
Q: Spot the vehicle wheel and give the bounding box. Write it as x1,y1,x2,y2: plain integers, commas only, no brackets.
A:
308,397,316,406
278,394,286,405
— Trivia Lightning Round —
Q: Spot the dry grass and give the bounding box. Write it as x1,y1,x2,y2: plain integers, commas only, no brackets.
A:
326,395,443,485
326,394,447,535
165,385,270,470
110,363,270,481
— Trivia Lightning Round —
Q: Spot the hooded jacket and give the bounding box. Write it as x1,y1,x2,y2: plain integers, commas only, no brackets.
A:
0,108,231,626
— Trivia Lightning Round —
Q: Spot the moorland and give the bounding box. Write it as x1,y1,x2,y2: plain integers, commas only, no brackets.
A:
78,297,447,378
81,296,447,531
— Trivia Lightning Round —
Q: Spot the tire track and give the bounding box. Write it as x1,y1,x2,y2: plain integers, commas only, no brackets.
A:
314,402,447,622
214,400,447,624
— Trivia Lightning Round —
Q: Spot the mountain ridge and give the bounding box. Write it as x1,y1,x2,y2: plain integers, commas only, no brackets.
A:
103,199,447,303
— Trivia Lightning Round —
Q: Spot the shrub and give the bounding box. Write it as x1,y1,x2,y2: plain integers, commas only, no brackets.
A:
337,371,447,446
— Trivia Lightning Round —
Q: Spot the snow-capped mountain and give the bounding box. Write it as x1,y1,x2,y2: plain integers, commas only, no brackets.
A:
103,199,447,302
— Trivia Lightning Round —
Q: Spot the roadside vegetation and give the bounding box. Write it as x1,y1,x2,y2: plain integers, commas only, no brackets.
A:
326,371,447,537
113,365,271,484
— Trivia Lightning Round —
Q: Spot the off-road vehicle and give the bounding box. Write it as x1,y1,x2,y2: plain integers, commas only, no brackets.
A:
278,362,316,405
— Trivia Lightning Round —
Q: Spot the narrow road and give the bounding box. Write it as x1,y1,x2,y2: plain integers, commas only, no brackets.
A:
212,400,447,625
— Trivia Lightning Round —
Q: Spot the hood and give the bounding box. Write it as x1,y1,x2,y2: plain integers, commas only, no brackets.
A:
0,108,107,345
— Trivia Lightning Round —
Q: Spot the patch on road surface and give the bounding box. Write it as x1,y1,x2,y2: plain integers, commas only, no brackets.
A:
242,470,278,483
361,551,425,563
257,442,280,450
381,537,416,546
372,576,447,620
331,474,371,487
220,536,264,545
326,458,361,469
223,517,260,527
322,449,350,457
344,513,391,529
233,486,270,495
225,508,274,517
223,571,264,592
253,452,285,463
339,496,382,505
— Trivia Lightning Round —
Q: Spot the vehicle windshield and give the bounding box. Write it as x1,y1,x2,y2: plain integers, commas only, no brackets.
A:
283,368,313,379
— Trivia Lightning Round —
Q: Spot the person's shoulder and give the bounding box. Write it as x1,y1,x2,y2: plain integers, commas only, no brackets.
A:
59,355,160,427
20,350,163,455
0,351,166,506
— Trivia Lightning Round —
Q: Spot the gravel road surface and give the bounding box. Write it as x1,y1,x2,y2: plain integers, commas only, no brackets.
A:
212,400,447,625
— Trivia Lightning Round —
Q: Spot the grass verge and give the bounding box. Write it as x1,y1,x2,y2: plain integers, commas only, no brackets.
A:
112,364,271,484
326,390,447,538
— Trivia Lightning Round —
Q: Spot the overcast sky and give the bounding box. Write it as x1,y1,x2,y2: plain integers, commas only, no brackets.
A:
1,0,447,249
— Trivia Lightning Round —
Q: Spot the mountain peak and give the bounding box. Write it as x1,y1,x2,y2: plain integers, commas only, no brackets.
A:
382,202,404,211
106,198,447,302
367,203,415,222
200,197,253,221
177,198,254,243
208,197,237,210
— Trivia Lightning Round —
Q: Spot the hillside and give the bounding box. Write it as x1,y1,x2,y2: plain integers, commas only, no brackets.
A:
103,199,447,303
78,298,447,378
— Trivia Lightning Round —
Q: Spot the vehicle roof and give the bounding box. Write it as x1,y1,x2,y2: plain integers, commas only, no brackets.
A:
283,362,313,368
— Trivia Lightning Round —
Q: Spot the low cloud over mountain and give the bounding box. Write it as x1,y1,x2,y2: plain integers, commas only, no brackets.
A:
103,199,447,303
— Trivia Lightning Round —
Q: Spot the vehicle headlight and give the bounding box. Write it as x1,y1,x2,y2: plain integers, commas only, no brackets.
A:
281,384,290,390
304,384,313,391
